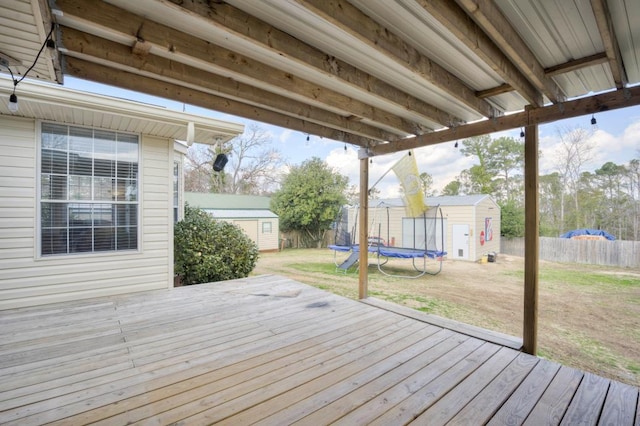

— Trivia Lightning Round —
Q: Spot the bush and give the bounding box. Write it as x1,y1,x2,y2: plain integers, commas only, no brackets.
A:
174,204,259,285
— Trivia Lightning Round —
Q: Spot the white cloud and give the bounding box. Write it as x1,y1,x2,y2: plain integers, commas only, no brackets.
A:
278,129,293,144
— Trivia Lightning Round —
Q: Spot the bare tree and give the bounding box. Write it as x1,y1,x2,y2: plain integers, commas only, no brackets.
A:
220,124,284,195
184,144,214,192
553,126,594,231
184,124,285,195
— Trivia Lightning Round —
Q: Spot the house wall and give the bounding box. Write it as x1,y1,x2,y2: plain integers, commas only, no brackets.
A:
0,117,173,310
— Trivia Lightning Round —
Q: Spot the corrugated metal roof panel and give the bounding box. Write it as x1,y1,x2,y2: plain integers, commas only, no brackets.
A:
203,209,278,219
610,0,640,82
373,194,494,208
185,192,272,210
495,0,616,97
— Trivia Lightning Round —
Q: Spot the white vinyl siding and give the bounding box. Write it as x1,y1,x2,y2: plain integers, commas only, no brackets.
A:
0,116,172,310
258,219,279,251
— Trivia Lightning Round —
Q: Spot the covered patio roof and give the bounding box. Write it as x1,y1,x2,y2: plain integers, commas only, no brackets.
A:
1,0,639,149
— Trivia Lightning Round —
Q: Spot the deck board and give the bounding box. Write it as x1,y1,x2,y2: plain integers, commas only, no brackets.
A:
0,274,637,425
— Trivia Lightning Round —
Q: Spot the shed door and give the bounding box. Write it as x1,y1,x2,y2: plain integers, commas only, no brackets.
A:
452,224,469,260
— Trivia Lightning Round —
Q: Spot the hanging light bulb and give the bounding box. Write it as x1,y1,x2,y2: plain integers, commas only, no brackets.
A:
520,128,525,138
8,93,18,113
590,114,597,126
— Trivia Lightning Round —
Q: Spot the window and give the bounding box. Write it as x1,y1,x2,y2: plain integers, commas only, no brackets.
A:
262,221,272,233
173,161,180,223
40,123,139,256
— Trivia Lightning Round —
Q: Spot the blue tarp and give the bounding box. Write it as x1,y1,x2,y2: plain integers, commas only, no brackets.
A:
560,229,616,241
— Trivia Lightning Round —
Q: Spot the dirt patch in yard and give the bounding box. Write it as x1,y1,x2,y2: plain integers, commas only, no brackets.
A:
252,248,640,387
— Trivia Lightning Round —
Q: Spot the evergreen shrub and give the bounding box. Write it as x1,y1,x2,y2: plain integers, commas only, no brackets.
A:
174,204,259,285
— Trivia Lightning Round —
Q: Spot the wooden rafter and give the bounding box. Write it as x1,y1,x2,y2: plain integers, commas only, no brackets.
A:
545,52,609,78
59,27,396,142
590,0,627,89
54,0,418,136
372,85,640,154
64,57,377,146
456,0,565,103
415,0,542,107
476,83,513,99
165,0,463,129
296,0,500,119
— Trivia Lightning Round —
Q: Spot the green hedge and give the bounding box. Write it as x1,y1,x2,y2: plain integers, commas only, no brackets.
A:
174,204,259,285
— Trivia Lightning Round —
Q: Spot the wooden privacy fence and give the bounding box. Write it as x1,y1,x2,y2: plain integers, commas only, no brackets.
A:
501,237,640,268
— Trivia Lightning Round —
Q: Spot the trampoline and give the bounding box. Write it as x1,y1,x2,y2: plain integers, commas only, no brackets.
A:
369,204,447,278
369,245,446,278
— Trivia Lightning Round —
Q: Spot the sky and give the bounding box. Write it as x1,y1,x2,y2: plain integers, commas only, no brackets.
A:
66,77,640,198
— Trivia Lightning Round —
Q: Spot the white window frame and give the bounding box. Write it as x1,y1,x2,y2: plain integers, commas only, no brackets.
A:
36,121,142,258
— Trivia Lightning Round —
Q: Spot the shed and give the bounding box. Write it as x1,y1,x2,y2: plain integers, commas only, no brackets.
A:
350,195,500,262
0,78,244,309
185,192,279,252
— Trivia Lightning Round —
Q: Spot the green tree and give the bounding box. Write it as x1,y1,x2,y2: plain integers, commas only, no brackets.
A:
441,180,461,196
419,172,435,197
458,135,524,202
271,157,348,247
499,200,525,237
539,172,563,236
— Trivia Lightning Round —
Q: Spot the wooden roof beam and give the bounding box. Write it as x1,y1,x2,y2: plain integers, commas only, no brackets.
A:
545,52,609,78
64,57,377,147
165,0,463,129
456,0,565,103
590,0,628,89
296,0,500,119
372,86,640,155
53,0,417,136
416,0,542,107
478,53,613,99
59,27,397,142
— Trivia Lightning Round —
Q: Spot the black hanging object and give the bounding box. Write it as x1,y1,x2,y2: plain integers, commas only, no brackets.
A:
591,115,597,125
213,153,228,172
520,129,525,138
454,141,458,148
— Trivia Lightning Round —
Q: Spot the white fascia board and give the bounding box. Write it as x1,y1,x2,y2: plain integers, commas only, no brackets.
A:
0,76,244,142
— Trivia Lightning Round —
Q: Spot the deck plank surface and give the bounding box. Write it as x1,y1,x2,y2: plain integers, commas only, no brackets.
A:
0,274,637,425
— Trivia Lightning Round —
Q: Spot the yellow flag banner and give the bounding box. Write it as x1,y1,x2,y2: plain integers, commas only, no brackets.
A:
391,151,427,217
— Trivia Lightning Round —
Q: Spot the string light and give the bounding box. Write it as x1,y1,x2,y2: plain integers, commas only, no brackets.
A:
8,93,18,112
2,23,56,113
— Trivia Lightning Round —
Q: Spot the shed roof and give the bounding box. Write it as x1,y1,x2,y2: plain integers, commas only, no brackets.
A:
1,0,639,153
202,209,278,220
372,194,496,208
185,192,272,210
0,77,244,143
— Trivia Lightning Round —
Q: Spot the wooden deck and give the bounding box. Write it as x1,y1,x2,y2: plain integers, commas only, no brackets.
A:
0,275,638,425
